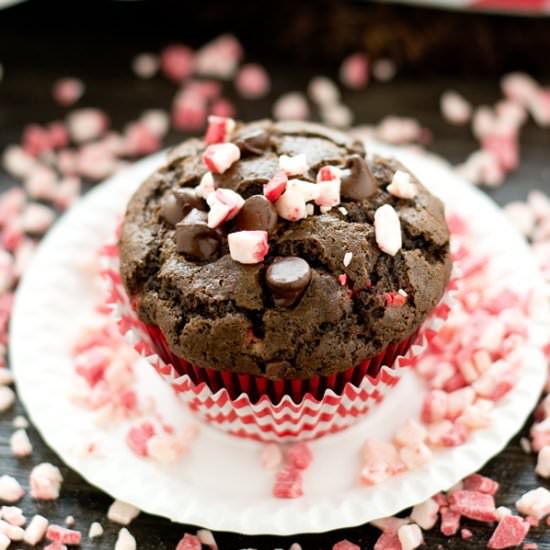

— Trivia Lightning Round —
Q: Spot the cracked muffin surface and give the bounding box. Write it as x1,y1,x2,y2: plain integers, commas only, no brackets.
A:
119,120,452,379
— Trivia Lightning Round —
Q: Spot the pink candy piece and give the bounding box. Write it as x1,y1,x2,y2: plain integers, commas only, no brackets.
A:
333,540,360,550
340,53,369,89
172,93,207,131
501,72,539,105
44,543,67,550
67,108,109,143
202,143,240,174
210,97,236,118
160,44,194,81
421,390,448,423
315,179,341,208
176,533,202,550
449,490,497,522
126,421,155,457
235,63,271,99
461,528,473,539
208,188,245,227
374,531,402,550
30,463,63,500
463,473,500,495
20,203,55,235
386,171,417,199
287,442,313,470
140,110,169,138
399,442,432,469
77,142,118,180
261,444,283,469
264,170,288,203
1,506,26,527
204,115,235,145
374,204,402,256
52,78,84,107
440,507,461,536
273,465,303,499
228,230,269,264
124,122,160,156
487,515,530,549
273,92,309,121
482,133,519,172
46,525,81,545
0,476,24,503
194,35,242,79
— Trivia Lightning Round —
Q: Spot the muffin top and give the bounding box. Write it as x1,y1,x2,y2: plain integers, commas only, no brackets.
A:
120,119,452,379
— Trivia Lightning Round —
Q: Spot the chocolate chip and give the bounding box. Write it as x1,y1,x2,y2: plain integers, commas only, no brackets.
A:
234,127,271,156
266,256,311,307
160,188,205,226
341,155,378,201
175,208,220,261
235,195,278,233
265,360,292,379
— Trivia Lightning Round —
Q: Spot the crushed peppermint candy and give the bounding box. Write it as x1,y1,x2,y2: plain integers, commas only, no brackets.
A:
374,204,402,256
29,463,63,500
10,428,32,457
386,170,417,199
115,527,137,550
89,521,104,538
228,230,269,264
202,142,241,174
107,500,140,526
0,476,24,503
343,252,353,267
23,515,48,545
279,154,308,176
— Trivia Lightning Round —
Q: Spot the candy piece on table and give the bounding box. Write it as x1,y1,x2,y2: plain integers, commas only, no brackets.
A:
235,63,271,99
287,442,313,470
176,533,202,550
114,528,136,550
30,463,63,500
387,170,418,199
333,540,360,550
204,115,235,145
20,203,55,235
0,476,23,503
273,92,309,121
88,522,104,539
0,518,24,540
146,434,186,465
527,89,550,127
260,444,283,469
23,515,49,545
535,446,550,478
107,500,140,526
279,154,308,176
67,108,109,143
228,230,269,264
194,34,242,79
124,122,160,156
197,529,217,548
22,124,51,156
501,72,539,105
132,53,159,79
46,524,81,545
195,172,216,199
394,419,427,448
375,204,402,256
160,44,194,81
340,52,369,89
440,507,461,536
273,465,303,499
516,488,550,520
376,116,423,145
308,76,340,106
373,531,402,550
449,490,497,522
462,474,500,495
398,524,423,550
172,93,207,131
52,78,84,107
411,498,439,530
487,515,530,549
504,201,536,237
2,145,37,178
139,109,169,138
1,505,26,526
202,143,241,174
10,429,32,457
440,91,472,125
455,149,505,187
372,58,397,82
482,133,519,172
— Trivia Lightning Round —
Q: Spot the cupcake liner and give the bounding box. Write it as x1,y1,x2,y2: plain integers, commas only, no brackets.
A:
101,242,457,442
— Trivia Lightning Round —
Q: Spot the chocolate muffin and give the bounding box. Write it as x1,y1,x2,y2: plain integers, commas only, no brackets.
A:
119,119,452,382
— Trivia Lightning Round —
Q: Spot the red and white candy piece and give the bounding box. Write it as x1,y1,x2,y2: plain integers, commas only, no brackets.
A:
263,170,288,203
46,525,81,545
374,204,402,256
1,506,26,527
207,188,245,228
195,172,216,199
411,498,439,530
235,63,271,99
387,170,418,199
52,78,84,107
275,186,307,222
10,429,32,457
107,500,140,526
279,154,308,177
487,515,530,549
175,532,201,550
160,44,194,82
397,524,424,550
501,72,539,105
204,115,236,145
29,463,63,500
66,109,109,143
441,91,472,125
202,143,240,174
228,230,269,264
516,487,550,520
23,515,48,545
260,443,283,469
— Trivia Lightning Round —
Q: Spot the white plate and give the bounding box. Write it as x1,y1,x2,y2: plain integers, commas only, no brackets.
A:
10,146,548,535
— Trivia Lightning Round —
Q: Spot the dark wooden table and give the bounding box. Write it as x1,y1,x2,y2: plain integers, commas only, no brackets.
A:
1,2,550,548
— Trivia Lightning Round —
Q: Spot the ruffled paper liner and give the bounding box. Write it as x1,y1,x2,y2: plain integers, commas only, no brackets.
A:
100,242,458,442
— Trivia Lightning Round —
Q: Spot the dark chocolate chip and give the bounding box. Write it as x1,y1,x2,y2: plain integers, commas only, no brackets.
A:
266,256,312,307
234,127,271,156
175,209,220,261
235,195,278,233
160,189,205,226
265,360,292,379
341,155,378,201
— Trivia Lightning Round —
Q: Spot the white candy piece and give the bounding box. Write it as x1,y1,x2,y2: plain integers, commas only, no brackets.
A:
374,204,402,256
0,519,24,540
0,476,24,503
343,252,353,267
114,527,136,550
197,528,217,548
1,506,26,526
394,419,427,448
67,108,107,143
2,145,37,178
260,444,283,469
228,231,269,264
516,487,550,520
321,103,354,129
441,91,472,125
308,76,340,106
387,170,418,199
140,109,169,137
411,498,439,530
10,429,32,457
0,387,15,412
398,523,424,550
400,443,432,469
23,514,48,545
279,154,308,176
89,521,104,539
108,500,140,526
195,172,216,199
20,203,56,235
536,446,550,478
146,434,185,465
0,533,8,550
29,463,63,500
132,53,159,79
273,92,309,121
202,143,241,174
276,187,307,222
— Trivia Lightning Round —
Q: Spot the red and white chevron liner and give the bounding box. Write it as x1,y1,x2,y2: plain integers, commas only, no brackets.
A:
100,242,458,442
